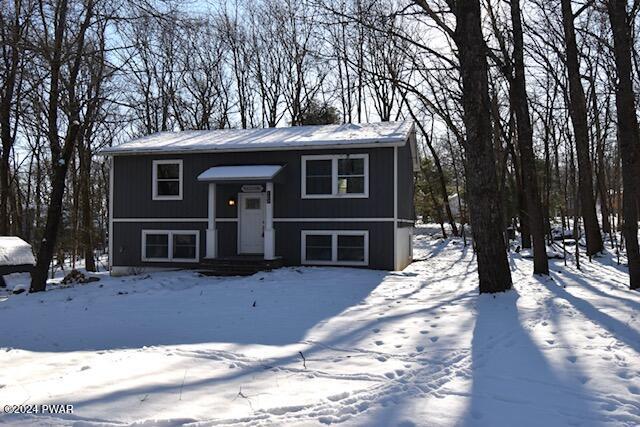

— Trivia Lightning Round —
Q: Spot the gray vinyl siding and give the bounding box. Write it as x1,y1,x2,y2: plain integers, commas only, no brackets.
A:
111,141,412,271
396,136,416,222
276,222,394,270
112,222,207,268
112,220,393,270
112,147,394,219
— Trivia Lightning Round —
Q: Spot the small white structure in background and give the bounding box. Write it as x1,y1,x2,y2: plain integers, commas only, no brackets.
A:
0,237,36,288
448,193,466,220
0,237,35,267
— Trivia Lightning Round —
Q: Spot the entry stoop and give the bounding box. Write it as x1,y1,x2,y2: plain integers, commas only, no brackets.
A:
198,256,284,276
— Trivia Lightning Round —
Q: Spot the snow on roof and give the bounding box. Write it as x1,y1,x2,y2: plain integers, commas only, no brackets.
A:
100,121,414,155
197,165,283,182
0,237,35,266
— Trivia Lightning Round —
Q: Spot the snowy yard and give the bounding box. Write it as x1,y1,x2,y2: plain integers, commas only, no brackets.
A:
1,226,640,426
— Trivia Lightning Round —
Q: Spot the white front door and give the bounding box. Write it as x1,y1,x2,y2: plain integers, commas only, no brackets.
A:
238,193,266,254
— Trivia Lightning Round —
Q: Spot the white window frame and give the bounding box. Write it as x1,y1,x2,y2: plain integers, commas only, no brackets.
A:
152,159,183,201
301,154,369,199
301,230,369,266
141,230,200,262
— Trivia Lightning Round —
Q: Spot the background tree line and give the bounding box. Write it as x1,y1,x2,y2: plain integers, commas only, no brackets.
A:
1,0,639,293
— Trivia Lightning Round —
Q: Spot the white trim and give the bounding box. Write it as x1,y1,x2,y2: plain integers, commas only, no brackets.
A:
393,146,398,270
108,157,114,272
301,154,369,199
208,183,216,230
301,230,369,266
206,183,217,258
112,217,407,223
152,159,183,201
264,182,275,260
141,230,200,263
101,140,408,156
113,218,208,223
274,217,393,222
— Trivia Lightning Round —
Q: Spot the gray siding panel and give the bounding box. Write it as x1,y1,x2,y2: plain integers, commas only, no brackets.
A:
275,221,394,270
111,143,411,271
397,139,416,221
113,221,394,270
216,222,238,257
112,222,206,268
113,147,395,219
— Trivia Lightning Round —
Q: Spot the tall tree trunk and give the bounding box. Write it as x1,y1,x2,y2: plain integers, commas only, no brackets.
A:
509,0,549,274
590,74,612,235
31,161,74,291
607,0,640,290
560,0,604,256
454,0,512,293
0,10,21,236
31,0,93,292
78,143,96,272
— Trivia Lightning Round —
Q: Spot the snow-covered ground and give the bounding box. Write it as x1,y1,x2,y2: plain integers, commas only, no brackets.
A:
1,225,640,426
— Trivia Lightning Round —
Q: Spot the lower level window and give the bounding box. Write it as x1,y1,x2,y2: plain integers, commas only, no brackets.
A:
142,230,199,262
302,230,368,266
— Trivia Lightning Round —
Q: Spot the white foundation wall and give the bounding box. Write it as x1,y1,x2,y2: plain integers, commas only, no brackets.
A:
110,266,178,277
395,226,413,270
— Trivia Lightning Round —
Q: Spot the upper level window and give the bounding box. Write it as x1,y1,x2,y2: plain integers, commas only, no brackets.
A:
301,154,368,198
152,160,183,200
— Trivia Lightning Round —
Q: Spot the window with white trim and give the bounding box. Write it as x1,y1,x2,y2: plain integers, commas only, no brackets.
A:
152,160,183,200
142,230,199,262
301,230,368,266
301,154,368,198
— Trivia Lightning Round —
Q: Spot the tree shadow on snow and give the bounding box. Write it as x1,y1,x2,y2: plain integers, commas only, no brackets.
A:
542,274,640,354
0,268,387,352
460,289,604,426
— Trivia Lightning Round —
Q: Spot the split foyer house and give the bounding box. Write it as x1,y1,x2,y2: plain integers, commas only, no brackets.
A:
100,121,418,275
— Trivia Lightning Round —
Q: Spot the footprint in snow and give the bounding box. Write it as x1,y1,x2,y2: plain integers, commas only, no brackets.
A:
430,337,439,343
420,330,429,334
567,355,578,364
600,402,617,412
628,386,640,395
375,340,384,346
385,372,396,379
617,370,631,379
546,339,555,345
577,376,590,384
372,328,381,333
416,345,425,352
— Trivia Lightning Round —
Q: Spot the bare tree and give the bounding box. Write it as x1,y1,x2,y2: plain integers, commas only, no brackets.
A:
30,0,97,292
560,0,604,256
606,0,640,289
